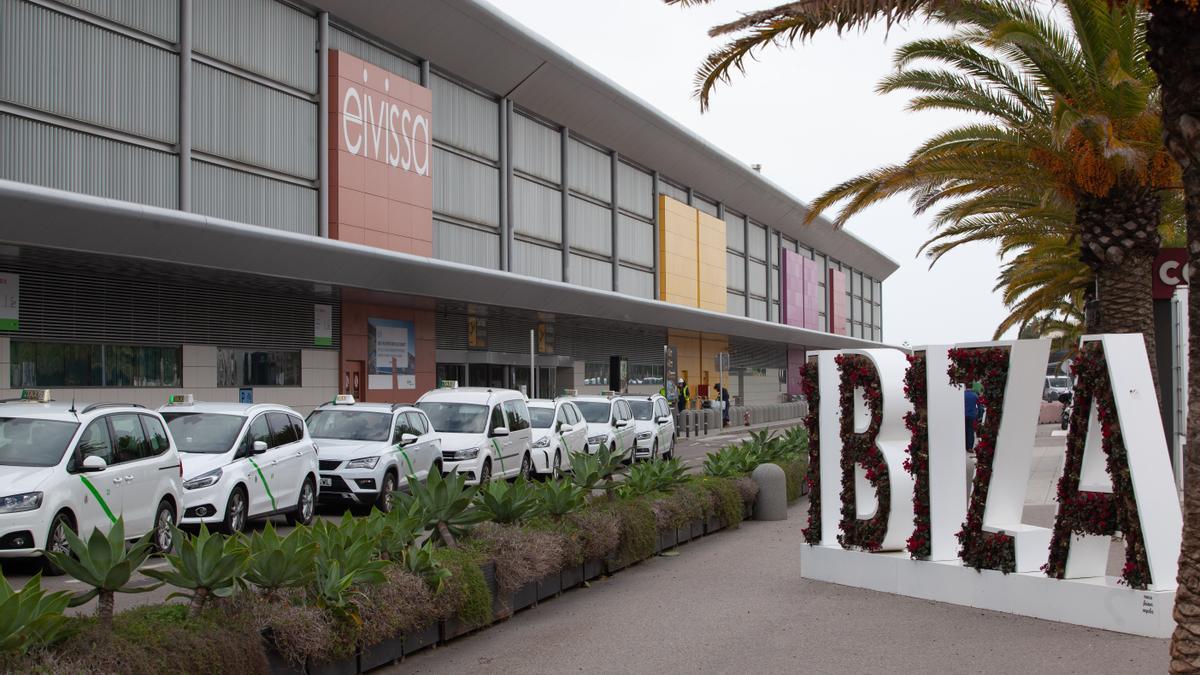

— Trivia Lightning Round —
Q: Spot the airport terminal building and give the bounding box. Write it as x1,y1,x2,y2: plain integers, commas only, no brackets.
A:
0,0,896,413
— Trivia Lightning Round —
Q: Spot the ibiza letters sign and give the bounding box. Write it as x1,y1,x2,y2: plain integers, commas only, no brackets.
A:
799,335,1182,637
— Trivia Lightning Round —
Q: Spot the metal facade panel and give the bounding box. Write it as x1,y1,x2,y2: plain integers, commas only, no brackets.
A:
567,196,610,257
618,265,653,300
747,221,767,261
191,160,316,234
433,220,499,269
431,74,498,161
729,337,786,369
617,213,652,268
512,112,560,183
329,27,420,84
567,138,610,202
513,239,561,282
193,0,317,92
693,194,718,217
192,64,317,179
616,161,651,218
570,253,611,292
725,211,745,252
59,0,179,40
512,176,561,243
433,147,499,227
726,291,745,316
726,251,745,292
0,113,177,207
1,0,177,142
658,180,688,205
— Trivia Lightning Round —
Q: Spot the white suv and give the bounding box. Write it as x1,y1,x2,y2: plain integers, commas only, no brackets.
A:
159,396,319,533
571,395,637,461
417,388,533,484
621,395,676,461
0,390,183,571
306,396,441,512
527,398,587,478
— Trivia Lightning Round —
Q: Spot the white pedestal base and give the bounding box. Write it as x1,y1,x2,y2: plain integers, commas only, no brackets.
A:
801,545,1175,638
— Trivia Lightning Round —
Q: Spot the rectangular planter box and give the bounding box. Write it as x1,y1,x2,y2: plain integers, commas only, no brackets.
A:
561,564,584,591
305,654,358,675
264,646,305,675
691,520,705,540
604,555,626,575
537,571,561,600
743,503,754,520
513,581,538,612
706,516,723,535
584,558,603,581
676,524,692,545
658,528,677,552
359,636,403,672
401,622,439,656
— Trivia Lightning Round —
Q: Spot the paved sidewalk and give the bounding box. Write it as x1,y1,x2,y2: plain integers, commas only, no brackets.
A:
397,503,1166,674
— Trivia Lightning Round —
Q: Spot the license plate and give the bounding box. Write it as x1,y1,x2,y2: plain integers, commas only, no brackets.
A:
320,477,332,487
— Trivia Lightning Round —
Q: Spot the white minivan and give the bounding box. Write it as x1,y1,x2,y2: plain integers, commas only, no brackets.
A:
621,395,676,461
527,398,587,478
417,388,533,484
571,395,637,461
159,396,319,533
0,390,183,571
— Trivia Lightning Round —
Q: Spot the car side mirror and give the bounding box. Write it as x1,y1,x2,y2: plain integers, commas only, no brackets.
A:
400,433,419,446
81,455,107,472
614,419,628,428
252,440,268,455
656,415,671,424
491,426,510,437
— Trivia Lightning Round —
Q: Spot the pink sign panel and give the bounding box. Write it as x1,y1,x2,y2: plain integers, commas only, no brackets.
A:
780,250,821,330
828,268,847,335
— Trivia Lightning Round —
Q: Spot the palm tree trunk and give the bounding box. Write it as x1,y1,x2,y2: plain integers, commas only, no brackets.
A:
1146,3,1200,670
436,521,457,548
1076,185,1160,391
98,589,114,628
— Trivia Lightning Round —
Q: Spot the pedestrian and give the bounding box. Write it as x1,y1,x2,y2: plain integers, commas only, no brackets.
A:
678,378,690,412
714,382,730,427
964,386,980,452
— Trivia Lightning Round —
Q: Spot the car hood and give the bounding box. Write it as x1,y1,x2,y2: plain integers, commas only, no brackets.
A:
180,452,233,479
314,438,391,460
585,423,613,439
631,420,655,434
439,433,487,453
0,465,56,493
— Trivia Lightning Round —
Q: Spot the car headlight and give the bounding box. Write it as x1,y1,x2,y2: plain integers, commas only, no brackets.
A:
533,436,551,448
0,491,42,514
636,432,652,441
345,456,380,470
444,447,481,460
588,435,606,445
183,468,222,490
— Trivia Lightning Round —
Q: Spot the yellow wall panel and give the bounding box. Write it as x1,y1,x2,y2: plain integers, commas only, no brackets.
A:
658,195,699,306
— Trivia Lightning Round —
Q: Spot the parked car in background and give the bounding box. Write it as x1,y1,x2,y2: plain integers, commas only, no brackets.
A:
417,388,533,484
0,390,182,573
160,395,318,533
306,396,441,512
621,394,676,461
570,394,637,460
1043,375,1072,402
526,398,587,478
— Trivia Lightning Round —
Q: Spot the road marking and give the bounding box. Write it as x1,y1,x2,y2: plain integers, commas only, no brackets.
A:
1050,430,1068,437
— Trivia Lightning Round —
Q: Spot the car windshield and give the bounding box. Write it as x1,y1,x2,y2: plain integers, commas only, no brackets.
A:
162,413,246,454
574,402,612,424
417,402,488,434
529,407,555,429
0,417,79,467
305,410,392,441
1049,377,1071,388
627,400,654,421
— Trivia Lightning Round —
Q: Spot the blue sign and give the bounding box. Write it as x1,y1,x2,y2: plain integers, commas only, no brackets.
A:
239,387,253,404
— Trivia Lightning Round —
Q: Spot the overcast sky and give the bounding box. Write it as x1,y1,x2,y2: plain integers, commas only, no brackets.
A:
488,0,1014,347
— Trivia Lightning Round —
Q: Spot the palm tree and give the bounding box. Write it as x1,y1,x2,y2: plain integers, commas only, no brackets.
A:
670,0,1200,664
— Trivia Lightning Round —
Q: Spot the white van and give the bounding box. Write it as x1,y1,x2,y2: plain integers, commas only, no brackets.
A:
417,388,533,484
0,390,183,571
527,398,588,478
571,394,637,461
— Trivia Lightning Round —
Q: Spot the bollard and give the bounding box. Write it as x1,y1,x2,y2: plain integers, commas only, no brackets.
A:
702,411,708,435
751,463,788,521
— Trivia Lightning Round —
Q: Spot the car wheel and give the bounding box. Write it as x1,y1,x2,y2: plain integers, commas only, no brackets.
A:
652,440,659,462
551,451,562,480
287,478,316,526
222,486,248,534
152,500,176,554
375,472,397,513
666,436,675,460
520,452,534,481
479,459,493,485
42,511,74,576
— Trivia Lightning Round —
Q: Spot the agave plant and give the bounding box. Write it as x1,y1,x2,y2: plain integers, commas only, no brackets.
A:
143,525,248,617
620,457,691,498
371,502,427,561
702,447,750,479
46,518,160,628
535,479,588,517
238,523,317,599
567,443,627,500
401,541,452,593
475,478,544,524
0,573,72,655
307,517,389,624
401,469,486,547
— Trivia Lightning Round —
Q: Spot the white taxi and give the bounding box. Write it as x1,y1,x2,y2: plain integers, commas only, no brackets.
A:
416,387,533,484
621,395,676,461
571,394,637,461
159,395,319,533
0,390,183,572
526,398,587,478
305,396,441,512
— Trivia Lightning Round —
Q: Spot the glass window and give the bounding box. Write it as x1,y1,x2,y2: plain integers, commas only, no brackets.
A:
76,419,113,465
583,363,609,387
305,410,391,441
141,415,171,455
163,413,245,454
0,417,78,467
243,415,273,453
217,348,301,387
406,412,428,435
393,413,416,440
10,342,179,388
564,403,580,425
628,364,663,386
628,399,654,421
530,406,556,429
268,412,299,446
106,345,180,387
109,414,149,464
503,400,530,431
575,401,613,424
489,405,507,433
289,415,306,441
417,402,489,434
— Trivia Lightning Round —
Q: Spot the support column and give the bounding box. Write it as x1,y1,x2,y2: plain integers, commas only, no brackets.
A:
651,172,660,300
178,0,192,211
561,128,570,284
419,59,430,87
317,12,329,237
499,97,510,271
611,150,620,293
766,226,774,321
743,218,751,318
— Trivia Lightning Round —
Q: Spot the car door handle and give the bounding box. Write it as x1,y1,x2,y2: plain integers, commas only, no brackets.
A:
124,475,134,481
112,477,123,484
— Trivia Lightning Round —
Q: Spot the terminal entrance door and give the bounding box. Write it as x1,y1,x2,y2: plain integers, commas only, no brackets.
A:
513,367,554,399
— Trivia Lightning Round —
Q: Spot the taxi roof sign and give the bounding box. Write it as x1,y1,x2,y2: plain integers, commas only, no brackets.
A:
20,389,51,403
333,394,355,405
166,394,194,405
